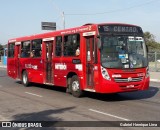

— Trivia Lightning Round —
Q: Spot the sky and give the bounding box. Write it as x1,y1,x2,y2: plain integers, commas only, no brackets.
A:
0,0,160,44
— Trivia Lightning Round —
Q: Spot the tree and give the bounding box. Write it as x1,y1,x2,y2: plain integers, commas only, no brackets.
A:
0,44,4,56
144,32,160,52
144,31,155,43
0,44,3,50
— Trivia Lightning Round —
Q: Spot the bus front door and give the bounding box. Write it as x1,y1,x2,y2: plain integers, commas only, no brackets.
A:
86,36,95,88
44,41,53,84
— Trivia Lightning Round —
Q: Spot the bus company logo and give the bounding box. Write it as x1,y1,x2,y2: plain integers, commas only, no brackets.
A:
55,63,67,70
2,122,11,127
112,74,122,78
128,77,132,82
25,64,38,70
61,26,91,35
75,64,82,71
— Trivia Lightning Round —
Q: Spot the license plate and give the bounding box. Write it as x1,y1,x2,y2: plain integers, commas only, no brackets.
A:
126,85,134,88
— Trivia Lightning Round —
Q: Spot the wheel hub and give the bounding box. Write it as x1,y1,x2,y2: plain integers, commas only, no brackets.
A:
23,74,27,84
72,81,79,92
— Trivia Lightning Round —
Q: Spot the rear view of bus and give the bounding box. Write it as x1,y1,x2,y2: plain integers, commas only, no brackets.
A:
97,24,149,93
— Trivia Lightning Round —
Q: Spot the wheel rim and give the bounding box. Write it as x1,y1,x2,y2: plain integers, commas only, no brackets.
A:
72,81,79,92
23,73,27,84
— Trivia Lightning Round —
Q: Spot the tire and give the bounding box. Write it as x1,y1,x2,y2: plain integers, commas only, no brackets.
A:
22,71,29,87
66,77,71,94
70,75,83,98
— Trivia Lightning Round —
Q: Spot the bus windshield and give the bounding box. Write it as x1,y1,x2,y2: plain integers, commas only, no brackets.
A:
100,35,148,69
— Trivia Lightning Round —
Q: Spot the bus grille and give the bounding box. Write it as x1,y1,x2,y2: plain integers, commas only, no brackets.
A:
114,76,143,83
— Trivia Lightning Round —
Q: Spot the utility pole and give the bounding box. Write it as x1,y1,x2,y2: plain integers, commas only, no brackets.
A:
62,12,65,29
52,1,65,29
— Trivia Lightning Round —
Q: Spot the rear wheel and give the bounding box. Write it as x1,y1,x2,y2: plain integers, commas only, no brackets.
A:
70,75,83,98
22,71,29,87
66,77,71,94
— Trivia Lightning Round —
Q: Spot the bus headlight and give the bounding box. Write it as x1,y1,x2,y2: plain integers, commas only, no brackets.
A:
146,66,150,78
101,67,111,80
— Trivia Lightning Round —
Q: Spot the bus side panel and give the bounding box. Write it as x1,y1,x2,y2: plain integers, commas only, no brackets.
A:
53,58,83,87
27,58,44,84
53,58,67,87
19,58,44,84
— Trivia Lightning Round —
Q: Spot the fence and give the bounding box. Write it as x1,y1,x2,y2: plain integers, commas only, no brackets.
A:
148,52,160,72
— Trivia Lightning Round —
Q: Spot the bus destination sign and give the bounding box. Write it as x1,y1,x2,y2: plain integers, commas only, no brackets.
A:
98,25,143,34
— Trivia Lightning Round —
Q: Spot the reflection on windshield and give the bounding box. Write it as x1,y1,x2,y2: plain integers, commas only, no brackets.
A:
101,35,148,69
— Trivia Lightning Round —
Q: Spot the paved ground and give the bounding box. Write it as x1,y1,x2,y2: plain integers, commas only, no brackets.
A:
0,68,160,130
0,62,6,69
150,72,160,82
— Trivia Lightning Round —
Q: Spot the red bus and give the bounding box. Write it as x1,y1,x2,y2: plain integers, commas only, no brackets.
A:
7,23,150,97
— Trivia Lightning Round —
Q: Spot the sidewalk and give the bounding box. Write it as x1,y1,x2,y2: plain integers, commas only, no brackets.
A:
0,62,7,68
0,62,159,82
150,72,160,83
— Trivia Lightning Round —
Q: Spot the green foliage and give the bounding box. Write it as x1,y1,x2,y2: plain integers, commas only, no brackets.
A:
0,44,4,56
144,32,160,52
0,44,3,50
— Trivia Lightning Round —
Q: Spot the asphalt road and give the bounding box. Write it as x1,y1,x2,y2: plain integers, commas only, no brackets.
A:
0,68,160,130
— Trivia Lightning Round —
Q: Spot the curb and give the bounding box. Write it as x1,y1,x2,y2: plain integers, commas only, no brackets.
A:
150,79,160,83
0,66,7,68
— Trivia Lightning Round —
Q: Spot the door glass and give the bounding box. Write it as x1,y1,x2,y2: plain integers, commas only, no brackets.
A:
86,37,94,87
45,41,53,83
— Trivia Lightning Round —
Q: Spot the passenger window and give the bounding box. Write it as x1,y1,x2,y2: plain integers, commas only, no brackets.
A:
64,34,80,57
55,36,62,56
31,39,42,58
21,41,30,58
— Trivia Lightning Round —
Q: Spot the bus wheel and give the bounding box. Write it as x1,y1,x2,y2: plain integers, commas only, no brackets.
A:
22,71,29,87
70,75,83,98
66,78,71,94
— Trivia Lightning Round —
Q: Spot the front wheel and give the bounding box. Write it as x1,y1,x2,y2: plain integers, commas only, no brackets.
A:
70,75,83,98
22,71,29,87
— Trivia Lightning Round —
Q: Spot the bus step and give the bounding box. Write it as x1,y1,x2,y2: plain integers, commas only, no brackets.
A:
84,88,96,92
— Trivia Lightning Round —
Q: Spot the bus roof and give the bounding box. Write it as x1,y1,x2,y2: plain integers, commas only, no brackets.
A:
8,22,141,43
